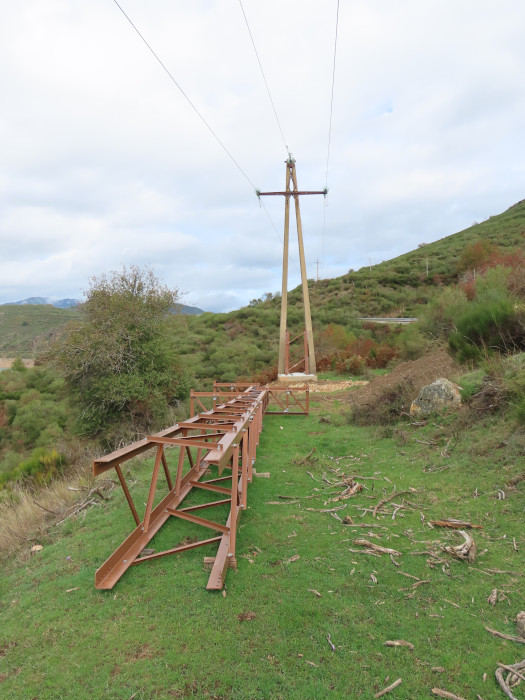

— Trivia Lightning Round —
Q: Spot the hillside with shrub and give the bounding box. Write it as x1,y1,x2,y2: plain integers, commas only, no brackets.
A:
179,199,525,383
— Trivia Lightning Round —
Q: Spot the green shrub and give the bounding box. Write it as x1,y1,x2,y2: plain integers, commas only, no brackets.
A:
0,448,66,487
449,292,523,362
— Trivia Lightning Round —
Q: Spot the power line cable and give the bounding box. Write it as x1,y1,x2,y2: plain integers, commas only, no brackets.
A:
325,0,340,190
110,0,257,191
322,0,340,278
238,0,290,156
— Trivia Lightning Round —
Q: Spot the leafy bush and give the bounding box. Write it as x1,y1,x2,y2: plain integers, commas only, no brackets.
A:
46,266,189,441
448,269,525,362
0,448,66,487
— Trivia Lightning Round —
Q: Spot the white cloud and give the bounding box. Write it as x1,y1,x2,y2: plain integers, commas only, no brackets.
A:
1,0,525,310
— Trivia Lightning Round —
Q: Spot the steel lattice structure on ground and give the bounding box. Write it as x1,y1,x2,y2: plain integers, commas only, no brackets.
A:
93,383,309,590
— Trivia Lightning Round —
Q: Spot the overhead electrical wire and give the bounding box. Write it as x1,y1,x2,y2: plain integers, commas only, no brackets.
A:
237,0,289,156
322,0,340,278
110,0,285,247
325,0,340,190
110,0,256,191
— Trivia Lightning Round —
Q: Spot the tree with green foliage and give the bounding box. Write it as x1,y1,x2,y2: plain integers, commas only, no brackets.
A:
46,266,189,441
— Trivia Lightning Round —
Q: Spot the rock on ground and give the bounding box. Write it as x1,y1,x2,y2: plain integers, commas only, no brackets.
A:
410,378,462,416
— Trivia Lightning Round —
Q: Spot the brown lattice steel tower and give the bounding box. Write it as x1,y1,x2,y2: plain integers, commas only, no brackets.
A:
258,157,326,379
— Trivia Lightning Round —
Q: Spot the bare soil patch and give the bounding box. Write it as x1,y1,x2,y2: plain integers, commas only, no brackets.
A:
348,349,460,408
312,349,461,410
0,357,34,369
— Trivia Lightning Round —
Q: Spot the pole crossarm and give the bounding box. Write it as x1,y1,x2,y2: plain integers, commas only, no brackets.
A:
257,189,327,197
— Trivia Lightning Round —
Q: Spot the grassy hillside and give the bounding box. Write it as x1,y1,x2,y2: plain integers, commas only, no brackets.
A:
0,380,523,698
0,305,81,357
3,199,524,380
180,199,525,382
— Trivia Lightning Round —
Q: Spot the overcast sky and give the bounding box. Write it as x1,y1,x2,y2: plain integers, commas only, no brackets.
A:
1,1,524,311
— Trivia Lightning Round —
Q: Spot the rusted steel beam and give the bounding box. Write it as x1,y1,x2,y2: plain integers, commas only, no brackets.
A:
115,464,140,526
189,480,231,496
93,414,203,475
167,507,230,534
149,435,225,451
178,499,231,513
95,458,209,589
94,386,267,590
143,445,163,533
130,536,222,565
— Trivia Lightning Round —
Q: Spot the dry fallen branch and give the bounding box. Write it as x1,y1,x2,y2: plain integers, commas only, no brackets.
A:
353,539,401,556
430,519,483,530
497,661,525,683
265,500,300,506
374,678,402,698
305,505,347,513
293,447,318,465
399,580,431,591
495,659,525,700
331,481,364,501
442,530,476,563
485,627,525,644
372,490,414,518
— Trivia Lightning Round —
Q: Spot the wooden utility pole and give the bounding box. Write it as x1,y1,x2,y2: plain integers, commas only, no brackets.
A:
258,158,326,377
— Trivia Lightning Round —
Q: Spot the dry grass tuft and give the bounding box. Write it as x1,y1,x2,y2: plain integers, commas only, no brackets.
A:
0,465,95,560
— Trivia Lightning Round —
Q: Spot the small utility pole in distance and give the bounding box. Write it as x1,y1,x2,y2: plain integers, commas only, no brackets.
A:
316,259,320,282
257,157,326,380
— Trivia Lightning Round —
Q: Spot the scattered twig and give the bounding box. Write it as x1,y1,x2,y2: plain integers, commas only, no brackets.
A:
488,589,498,607
397,572,420,581
278,494,315,500
347,548,381,558
265,500,300,506
374,678,402,698
327,633,335,652
308,589,322,598
305,505,347,513
430,519,483,530
285,555,300,564
372,490,413,518
293,447,318,465
384,640,414,651
353,539,401,556
33,500,60,515
431,690,467,700
399,580,431,591
306,471,319,481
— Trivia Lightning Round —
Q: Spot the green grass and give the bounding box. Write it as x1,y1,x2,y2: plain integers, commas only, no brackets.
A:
1,392,523,698
0,305,80,356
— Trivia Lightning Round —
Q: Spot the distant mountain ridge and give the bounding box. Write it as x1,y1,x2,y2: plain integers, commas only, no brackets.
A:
1,298,204,315
2,297,80,308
